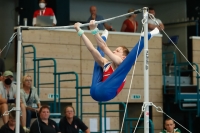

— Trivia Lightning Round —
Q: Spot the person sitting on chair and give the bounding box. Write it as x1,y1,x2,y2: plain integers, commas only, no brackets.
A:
0,111,25,133
0,71,28,132
59,105,90,133
160,118,181,133
20,75,41,130
30,105,60,133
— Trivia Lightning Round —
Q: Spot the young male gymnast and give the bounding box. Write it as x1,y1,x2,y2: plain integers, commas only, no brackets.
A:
74,20,159,102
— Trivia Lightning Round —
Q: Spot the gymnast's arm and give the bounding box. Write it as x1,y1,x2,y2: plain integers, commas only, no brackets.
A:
74,23,107,68
89,20,123,66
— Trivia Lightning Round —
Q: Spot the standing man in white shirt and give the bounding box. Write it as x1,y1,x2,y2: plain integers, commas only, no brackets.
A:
148,7,164,31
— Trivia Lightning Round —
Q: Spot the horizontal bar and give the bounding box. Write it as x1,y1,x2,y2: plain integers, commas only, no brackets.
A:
26,8,142,30
24,52,34,54
100,102,125,105
39,83,54,85
82,113,99,115
165,84,196,87
50,113,61,116
76,86,90,89
34,58,56,61
24,69,34,71
106,110,125,112
39,65,55,68
55,71,77,75
106,129,125,131
59,79,76,82
82,94,90,96
60,97,76,99
182,103,197,107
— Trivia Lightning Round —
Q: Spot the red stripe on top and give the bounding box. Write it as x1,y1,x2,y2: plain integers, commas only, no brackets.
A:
102,63,125,94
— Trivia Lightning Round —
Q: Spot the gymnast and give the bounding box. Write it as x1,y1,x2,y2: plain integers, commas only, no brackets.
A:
74,20,159,102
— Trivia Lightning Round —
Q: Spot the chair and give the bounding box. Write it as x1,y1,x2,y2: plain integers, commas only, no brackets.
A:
163,35,179,46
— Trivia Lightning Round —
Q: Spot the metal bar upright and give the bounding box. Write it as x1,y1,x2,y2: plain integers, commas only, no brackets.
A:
15,27,22,133
143,7,149,133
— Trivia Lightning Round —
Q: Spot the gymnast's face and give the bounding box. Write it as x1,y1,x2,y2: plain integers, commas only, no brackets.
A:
113,47,126,60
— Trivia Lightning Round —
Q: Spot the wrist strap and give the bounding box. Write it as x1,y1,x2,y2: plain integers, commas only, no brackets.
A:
78,29,84,36
91,28,99,35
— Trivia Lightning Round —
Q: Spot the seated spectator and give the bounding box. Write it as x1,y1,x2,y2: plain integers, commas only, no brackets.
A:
148,7,164,31
121,9,138,32
59,105,90,133
30,105,60,133
0,49,5,81
0,71,28,132
32,0,57,26
0,111,25,133
87,6,113,31
160,118,181,133
20,75,41,129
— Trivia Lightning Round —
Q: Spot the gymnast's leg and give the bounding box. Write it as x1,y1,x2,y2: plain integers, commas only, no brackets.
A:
90,28,159,101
